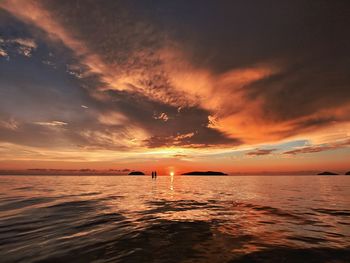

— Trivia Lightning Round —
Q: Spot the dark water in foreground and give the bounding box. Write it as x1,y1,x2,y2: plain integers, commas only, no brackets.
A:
0,176,349,263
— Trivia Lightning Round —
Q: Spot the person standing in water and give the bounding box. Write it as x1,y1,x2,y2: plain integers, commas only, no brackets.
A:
151,171,154,179
155,171,157,179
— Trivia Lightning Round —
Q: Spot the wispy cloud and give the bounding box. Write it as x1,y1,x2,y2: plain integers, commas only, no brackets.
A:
246,149,277,156
0,36,37,57
0,119,19,130
283,139,350,155
34,121,67,127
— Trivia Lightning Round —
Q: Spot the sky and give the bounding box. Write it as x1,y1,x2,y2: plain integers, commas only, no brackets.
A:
0,0,349,174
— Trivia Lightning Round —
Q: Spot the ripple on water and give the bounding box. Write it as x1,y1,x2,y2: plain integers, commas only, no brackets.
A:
0,175,349,262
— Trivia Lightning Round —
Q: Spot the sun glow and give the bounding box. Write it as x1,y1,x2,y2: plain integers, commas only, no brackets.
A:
170,171,174,176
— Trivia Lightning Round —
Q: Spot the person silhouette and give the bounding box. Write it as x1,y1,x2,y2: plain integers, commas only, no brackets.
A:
151,171,154,179
155,171,157,179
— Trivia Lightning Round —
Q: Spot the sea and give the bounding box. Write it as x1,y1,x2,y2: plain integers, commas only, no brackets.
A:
0,175,349,263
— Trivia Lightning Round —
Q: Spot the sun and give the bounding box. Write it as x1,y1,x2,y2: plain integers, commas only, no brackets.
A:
170,171,174,176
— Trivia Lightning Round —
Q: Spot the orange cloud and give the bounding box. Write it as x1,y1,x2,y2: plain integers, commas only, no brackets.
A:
2,0,350,153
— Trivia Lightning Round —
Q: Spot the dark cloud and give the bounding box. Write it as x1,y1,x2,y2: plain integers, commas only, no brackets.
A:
103,90,242,148
39,0,350,136
246,58,350,124
1,0,350,152
0,11,130,150
145,128,240,148
246,149,277,156
126,1,350,72
41,0,166,72
0,8,241,149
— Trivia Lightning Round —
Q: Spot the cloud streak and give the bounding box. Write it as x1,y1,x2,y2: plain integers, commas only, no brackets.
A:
246,149,277,156
283,139,350,155
34,121,67,127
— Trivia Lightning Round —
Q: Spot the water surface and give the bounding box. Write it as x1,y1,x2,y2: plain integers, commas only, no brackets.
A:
0,175,349,262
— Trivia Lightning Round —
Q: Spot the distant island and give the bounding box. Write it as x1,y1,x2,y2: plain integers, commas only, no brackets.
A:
128,171,145,175
317,171,338,175
346,171,350,175
182,171,227,176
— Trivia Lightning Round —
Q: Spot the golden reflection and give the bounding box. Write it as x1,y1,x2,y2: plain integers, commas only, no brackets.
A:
170,171,174,191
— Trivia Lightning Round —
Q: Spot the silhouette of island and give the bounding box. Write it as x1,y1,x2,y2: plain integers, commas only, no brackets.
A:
128,171,145,175
317,171,338,175
345,171,350,175
182,171,227,176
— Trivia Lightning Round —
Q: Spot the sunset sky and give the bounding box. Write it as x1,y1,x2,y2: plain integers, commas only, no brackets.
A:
0,0,349,174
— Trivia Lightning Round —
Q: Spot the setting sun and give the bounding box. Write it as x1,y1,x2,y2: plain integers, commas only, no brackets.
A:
170,171,175,176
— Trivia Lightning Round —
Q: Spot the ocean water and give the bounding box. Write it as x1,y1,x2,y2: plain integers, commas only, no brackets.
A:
0,175,349,263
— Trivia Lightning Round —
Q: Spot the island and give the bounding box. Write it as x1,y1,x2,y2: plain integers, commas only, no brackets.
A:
182,171,227,176
317,171,338,175
346,171,350,175
128,171,145,175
